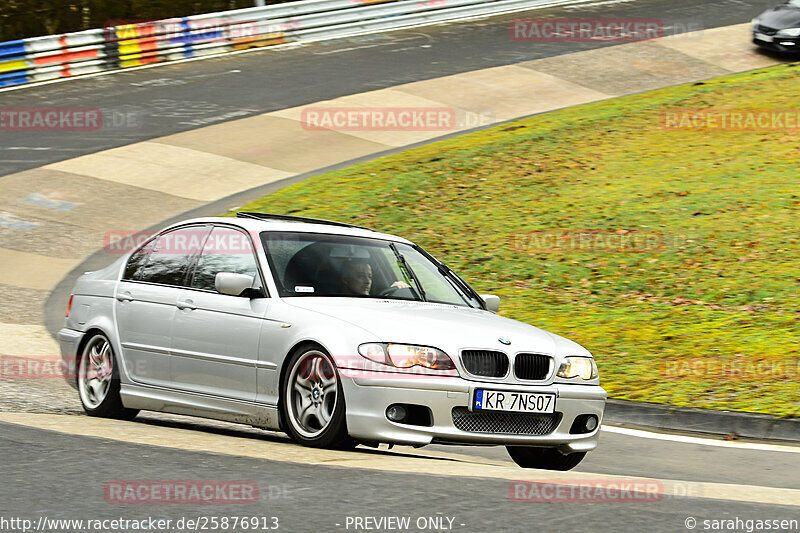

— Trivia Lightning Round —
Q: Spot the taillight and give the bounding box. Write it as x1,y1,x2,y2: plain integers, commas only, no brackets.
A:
66,294,74,317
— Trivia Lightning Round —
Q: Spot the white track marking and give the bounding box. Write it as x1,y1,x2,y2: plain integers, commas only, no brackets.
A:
2,147,52,151
602,425,800,454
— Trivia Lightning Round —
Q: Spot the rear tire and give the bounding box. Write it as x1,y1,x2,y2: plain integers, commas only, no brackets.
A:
77,333,138,420
506,446,586,470
280,346,354,449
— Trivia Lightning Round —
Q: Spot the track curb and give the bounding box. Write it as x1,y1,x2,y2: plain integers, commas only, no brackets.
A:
604,399,800,443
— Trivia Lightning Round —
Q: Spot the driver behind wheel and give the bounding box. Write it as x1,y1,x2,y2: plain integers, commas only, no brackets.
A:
340,259,410,296
341,259,373,295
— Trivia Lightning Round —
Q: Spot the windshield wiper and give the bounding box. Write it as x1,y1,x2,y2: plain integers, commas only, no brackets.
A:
426,259,481,310
408,245,481,309
437,263,482,308
389,243,427,302
437,266,477,307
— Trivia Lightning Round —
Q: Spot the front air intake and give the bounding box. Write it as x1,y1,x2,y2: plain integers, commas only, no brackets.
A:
461,350,509,378
514,353,551,381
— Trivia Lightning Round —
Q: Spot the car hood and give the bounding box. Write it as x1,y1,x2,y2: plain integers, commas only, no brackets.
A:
284,297,589,357
757,4,800,29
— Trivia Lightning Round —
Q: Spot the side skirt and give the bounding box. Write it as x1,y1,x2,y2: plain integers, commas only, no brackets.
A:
121,383,281,430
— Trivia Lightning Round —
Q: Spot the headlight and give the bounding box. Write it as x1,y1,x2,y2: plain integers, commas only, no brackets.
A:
358,343,454,370
557,357,598,380
751,17,759,29
776,27,800,37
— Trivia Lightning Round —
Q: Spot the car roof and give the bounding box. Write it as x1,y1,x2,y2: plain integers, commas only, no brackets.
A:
165,215,413,244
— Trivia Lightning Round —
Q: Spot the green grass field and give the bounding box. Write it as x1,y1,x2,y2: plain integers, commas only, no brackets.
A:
233,63,800,417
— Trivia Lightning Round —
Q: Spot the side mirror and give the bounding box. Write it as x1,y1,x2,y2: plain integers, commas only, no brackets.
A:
481,294,500,313
215,272,255,297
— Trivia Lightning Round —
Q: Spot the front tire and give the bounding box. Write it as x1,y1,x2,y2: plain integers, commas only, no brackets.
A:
280,347,353,449
506,446,586,470
77,333,138,420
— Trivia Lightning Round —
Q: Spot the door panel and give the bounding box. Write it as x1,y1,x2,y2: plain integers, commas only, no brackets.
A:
115,281,178,387
169,226,265,401
114,225,210,387
170,291,267,400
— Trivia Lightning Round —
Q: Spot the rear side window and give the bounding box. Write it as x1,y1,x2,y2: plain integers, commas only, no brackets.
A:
123,240,155,281
190,226,260,292
123,226,209,286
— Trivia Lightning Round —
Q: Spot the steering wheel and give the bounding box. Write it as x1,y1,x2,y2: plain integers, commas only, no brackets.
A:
378,286,400,297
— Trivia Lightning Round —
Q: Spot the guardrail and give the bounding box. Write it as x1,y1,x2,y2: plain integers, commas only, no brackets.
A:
0,0,585,88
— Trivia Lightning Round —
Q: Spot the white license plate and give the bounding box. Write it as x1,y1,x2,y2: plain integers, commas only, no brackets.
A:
755,32,773,42
474,389,556,414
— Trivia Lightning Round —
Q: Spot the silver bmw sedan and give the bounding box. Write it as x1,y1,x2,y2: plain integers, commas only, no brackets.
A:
58,213,606,470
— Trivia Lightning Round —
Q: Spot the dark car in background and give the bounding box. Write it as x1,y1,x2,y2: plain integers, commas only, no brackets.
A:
752,0,800,52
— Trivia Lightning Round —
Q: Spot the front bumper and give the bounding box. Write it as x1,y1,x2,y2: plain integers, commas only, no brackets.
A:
58,328,83,390
340,371,606,452
753,33,800,53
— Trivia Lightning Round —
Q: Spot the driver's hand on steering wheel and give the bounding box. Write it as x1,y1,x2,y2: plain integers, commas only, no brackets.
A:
391,281,411,289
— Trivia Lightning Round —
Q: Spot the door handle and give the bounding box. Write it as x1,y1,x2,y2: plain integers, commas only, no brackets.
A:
176,298,196,310
116,291,134,302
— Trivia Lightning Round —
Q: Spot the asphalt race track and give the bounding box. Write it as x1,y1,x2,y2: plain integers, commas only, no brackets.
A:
1,0,799,531
0,415,799,532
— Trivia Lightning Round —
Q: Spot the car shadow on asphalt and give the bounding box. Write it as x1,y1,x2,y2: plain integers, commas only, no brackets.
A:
133,412,475,463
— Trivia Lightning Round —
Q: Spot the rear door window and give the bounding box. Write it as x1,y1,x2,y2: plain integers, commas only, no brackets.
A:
122,239,155,281
123,226,209,287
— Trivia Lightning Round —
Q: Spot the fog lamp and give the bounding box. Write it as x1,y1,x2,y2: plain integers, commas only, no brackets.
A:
386,405,408,422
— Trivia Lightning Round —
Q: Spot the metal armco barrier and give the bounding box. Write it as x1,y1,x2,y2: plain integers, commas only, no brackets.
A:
0,0,586,88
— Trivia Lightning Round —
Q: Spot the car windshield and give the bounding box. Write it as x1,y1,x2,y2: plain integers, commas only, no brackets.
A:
261,231,482,308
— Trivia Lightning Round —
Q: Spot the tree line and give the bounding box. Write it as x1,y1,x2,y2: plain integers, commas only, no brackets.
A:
1,1,292,42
